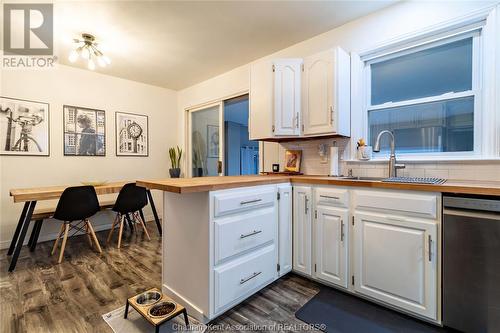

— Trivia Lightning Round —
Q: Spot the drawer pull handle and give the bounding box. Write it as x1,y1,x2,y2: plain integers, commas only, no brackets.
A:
240,199,262,205
320,195,340,200
240,230,262,239
240,271,262,284
341,222,344,242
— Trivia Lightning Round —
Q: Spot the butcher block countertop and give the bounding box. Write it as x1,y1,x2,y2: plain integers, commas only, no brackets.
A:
136,175,500,196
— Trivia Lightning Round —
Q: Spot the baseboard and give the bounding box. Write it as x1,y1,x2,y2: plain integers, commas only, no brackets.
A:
0,214,156,250
162,283,209,324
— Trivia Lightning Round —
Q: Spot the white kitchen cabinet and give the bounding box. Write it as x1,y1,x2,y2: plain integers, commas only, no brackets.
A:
302,47,350,136
293,186,312,276
273,59,302,136
278,184,292,276
353,212,438,320
314,206,349,288
249,58,302,139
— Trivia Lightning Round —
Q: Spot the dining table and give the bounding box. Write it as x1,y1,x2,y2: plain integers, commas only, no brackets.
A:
7,181,162,272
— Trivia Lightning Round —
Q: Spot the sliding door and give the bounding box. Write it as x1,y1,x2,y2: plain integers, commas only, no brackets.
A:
188,103,223,177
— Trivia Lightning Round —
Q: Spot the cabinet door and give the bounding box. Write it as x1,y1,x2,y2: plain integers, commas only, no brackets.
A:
293,186,312,275
278,185,292,276
353,212,438,320
249,60,273,140
314,206,348,288
303,50,334,135
273,59,302,136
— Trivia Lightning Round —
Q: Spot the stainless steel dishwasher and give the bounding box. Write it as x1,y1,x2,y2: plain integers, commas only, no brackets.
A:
443,194,500,333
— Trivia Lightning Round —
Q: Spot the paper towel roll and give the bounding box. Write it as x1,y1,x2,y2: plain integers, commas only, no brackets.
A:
329,147,339,176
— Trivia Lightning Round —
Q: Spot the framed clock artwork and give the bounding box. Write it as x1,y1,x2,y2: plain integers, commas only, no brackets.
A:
115,112,149,156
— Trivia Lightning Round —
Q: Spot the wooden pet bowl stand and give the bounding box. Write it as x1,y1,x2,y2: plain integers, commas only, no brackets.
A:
125,288,189,333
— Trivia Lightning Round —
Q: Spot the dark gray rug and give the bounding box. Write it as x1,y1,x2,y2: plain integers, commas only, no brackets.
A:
295,287,453,333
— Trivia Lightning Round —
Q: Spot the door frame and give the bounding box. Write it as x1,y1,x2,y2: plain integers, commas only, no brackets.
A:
185,91,252,178
186,102,224,177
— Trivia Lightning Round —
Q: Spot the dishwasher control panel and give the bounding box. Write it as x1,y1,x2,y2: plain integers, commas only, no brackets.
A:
444,196,500,213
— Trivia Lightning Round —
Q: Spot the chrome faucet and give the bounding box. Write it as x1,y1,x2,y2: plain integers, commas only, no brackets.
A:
373,130,405,177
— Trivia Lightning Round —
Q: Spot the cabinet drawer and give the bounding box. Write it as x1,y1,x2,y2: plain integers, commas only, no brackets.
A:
213,187,275,217
353,190,438,219
314,187,349,208
214,245,276,314
214,209,276,264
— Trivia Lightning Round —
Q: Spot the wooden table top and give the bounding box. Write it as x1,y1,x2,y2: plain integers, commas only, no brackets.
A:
9,181,129,203
137,175,500,196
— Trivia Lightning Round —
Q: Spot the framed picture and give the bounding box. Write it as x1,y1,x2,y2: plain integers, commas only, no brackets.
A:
115,112,148,156
284,149,302,172
207,124,219,158
0,96,50,156
63,105,105,156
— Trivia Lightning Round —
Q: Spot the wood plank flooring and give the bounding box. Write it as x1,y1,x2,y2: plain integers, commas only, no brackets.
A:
1,222,320,333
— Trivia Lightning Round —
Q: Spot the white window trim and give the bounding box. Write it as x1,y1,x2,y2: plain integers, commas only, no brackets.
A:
349,4,499,162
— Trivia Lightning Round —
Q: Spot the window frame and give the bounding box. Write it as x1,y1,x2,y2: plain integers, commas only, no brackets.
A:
362,31,483,159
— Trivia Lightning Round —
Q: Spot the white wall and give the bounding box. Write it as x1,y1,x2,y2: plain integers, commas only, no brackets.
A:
177,0,499,175
0,65,178,248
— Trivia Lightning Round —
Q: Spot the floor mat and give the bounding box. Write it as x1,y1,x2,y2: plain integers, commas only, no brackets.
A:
295,287,451,333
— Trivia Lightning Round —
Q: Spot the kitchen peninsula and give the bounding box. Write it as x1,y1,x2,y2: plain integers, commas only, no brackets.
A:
137,175,500,324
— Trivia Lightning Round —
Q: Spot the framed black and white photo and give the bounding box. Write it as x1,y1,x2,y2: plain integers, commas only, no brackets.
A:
0,96,50,156
115,112,148,156
207,124,219,158
63,105,105,156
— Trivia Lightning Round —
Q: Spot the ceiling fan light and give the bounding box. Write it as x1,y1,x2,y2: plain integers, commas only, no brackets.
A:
81,47,90,59
103,55,111,65
87,59,96,70
97,56,106,67
68,49,79,63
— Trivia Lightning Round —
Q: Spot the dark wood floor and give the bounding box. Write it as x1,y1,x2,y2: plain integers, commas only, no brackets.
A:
1,222,320,333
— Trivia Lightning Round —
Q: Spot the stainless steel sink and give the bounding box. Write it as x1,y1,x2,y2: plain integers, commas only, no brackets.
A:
336,176,384,181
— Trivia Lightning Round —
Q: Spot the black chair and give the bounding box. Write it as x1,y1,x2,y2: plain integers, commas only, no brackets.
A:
107,183,151,248
51,186,102,263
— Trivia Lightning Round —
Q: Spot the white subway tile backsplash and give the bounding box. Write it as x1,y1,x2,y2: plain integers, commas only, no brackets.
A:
270,138,500,181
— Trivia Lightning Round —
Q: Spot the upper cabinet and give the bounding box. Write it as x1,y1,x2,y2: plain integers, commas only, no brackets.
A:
273,59,303,136
303,48,350,136
249,47,350,141
249,58,302,140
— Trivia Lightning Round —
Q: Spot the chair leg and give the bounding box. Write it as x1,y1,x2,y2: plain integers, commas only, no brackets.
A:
86,220,102,254
106,214,120,244
51,224,65,255
85,223,92,247
117,215,125,249
136,212,151,241
58,224,70,264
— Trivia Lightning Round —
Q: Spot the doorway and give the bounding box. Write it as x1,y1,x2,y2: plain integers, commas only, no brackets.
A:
186,94,258,177
224,95,258,176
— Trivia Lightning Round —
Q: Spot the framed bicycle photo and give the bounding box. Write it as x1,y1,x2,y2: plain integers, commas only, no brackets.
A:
0,96,50,156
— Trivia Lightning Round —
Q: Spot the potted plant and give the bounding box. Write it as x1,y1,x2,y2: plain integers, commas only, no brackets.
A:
169,146,182,178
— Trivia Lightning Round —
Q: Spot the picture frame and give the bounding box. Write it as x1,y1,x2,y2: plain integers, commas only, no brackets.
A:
115,112,149,157
0,96,50,156
284,149,302,173
207,124,219,158
63,105,106,156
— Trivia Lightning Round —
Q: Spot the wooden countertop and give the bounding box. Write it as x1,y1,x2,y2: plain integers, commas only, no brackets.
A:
137,175,291,194
137,175,500,196
10,181,128,203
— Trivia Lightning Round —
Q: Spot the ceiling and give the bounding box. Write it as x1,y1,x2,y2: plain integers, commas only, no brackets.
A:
53,1,397,90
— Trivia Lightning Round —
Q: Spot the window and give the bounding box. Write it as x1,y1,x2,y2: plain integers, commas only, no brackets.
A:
365,33,480,155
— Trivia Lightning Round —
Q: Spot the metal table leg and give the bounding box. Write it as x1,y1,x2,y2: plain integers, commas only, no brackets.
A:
146,189,162,236
9,201,37,272
7,202,30,256
29,219,44,252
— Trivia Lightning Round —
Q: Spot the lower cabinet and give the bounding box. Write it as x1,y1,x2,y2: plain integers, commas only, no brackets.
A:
293,186,312,275
314,206,349,288
278,184,293,276
353,212,438,320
